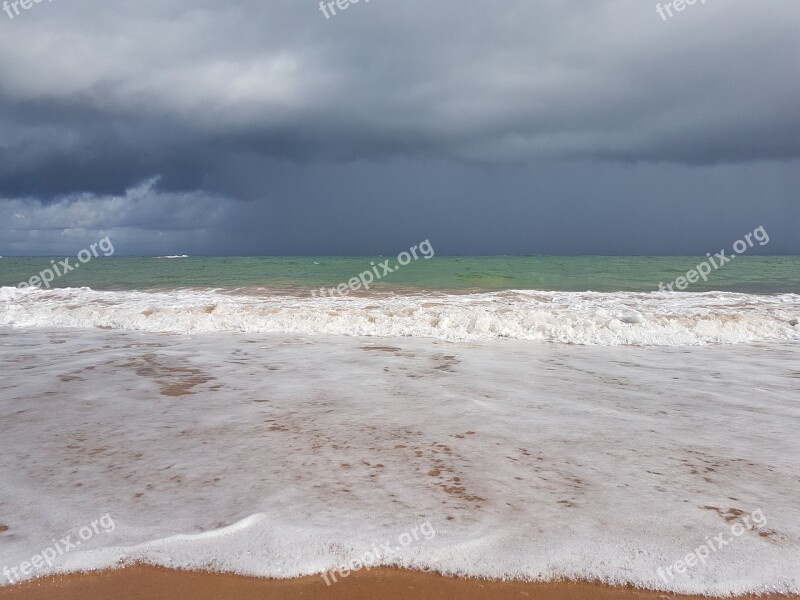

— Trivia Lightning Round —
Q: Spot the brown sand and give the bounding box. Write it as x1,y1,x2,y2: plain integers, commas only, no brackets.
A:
1,566,798,600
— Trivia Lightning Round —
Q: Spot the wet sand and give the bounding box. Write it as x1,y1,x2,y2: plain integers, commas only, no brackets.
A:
1,567,798,600
2,331,799,596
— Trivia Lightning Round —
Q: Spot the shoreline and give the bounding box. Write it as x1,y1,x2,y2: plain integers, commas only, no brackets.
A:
1,566,798,600
2,330,798,597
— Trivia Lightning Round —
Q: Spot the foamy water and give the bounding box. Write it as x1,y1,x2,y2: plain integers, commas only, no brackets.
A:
1,286,799,346
0,327,798,594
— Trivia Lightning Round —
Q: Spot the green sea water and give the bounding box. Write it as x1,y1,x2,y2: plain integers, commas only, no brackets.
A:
1,256,798,293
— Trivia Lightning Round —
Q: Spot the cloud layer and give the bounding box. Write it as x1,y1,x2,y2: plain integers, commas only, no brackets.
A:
0,0,798,254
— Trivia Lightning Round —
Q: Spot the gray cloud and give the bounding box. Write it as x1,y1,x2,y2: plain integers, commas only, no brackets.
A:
0,178,236,255
0,0,798,255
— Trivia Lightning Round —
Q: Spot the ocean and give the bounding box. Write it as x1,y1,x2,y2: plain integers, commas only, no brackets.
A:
1,256,798,595
1,256,799,345
2,255,800,294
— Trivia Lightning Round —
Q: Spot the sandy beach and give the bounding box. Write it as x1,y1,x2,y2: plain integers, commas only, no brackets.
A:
3,567,800,600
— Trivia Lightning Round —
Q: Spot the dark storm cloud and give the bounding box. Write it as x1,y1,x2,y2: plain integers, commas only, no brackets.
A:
1,0,799,199
0,0,798,256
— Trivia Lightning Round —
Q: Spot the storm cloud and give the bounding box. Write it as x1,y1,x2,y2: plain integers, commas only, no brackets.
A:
0,0,798,254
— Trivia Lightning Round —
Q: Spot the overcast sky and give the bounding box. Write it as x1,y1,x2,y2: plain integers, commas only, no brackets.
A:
0,0,798,256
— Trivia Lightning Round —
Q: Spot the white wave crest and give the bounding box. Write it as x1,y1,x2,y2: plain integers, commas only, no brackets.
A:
0,287,798,346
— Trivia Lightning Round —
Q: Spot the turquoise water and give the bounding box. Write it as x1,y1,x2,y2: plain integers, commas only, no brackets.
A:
1,256,798,293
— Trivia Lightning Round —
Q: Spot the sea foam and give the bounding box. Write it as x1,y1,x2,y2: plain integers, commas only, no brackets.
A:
0,329,798,594
1,286,798,346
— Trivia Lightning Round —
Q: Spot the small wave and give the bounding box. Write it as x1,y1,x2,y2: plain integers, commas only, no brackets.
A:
1,287,798,346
